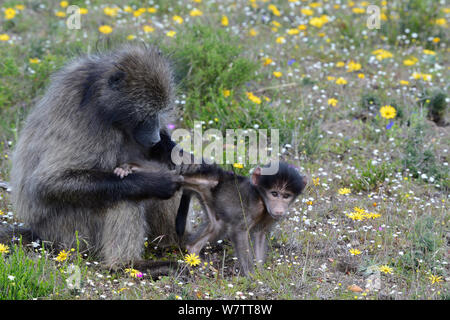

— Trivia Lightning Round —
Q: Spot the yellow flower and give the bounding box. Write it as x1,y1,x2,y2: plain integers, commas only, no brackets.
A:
124,268,143,278
29,58,41,64
349,248,361,255
173,15,184,24
133,10,144,17
335,77,347,85
233,163,244,169
55,249,70,262
352,8,365,14
184,253,201,266
249,28,258,37
380,105,396,119
429,274,443,284
142,25,155,33
126,35,136,41
55,11,66,18
312,177,320,186
104,7,119,17
166,31,176,37
372,49,393,61
336,61,345,68
268,4,281,16
423,49,436,56
4,8,16,20
221,15,229,26
309,15,329,28
147,7,157,13
327,76,336,81
399,80,409,86
15,5,25,10
222,89,231,97
346,211,365,221
338,187,351,195
346,60,362,72
301,8,314,16
79,8,88,15
0,243,10,254
432,37,440,43
273,71,282,78
357,73,365,79
263,57,273,66
328,98,338,107
0,209,4,215
287,28,300,35
0,34,11,41
246,92,262,104
271,21,281,28
190,8,203,17
434,18,447,26
99,25,113,34
60,1,69,8
123,6,133,13
276,36,286,44
379,265,393,274
403,57,418,66
297,24,307,31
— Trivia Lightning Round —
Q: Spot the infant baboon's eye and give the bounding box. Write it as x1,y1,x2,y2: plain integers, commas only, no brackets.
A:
271,191,279,197
283,193,291,199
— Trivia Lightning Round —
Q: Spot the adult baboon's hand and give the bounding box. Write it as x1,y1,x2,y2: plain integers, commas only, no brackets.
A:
148,172,182,200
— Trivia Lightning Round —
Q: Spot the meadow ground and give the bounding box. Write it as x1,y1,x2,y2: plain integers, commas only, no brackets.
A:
0,0,448,300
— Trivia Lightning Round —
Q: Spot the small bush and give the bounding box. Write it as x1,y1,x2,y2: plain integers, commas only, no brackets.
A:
0,244,65,300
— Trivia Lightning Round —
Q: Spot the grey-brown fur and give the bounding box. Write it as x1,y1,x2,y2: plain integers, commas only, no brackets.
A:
6,44,184,273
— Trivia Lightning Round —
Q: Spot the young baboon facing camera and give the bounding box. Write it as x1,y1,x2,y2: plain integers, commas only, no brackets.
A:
115,161,306,276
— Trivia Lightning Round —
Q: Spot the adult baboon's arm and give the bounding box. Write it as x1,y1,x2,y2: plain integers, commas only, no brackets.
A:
35,169,181,208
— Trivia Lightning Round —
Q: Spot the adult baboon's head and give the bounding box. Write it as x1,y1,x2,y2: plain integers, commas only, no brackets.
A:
81,44,175,148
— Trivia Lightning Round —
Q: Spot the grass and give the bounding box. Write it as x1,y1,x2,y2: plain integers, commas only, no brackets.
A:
0,0,449,300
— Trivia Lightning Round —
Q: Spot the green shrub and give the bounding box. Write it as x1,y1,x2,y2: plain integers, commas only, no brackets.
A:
165,24,260,129
0,244,65,300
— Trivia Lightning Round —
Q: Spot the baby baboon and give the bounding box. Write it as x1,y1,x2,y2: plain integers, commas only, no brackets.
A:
4,44,186,276
115,161,306,276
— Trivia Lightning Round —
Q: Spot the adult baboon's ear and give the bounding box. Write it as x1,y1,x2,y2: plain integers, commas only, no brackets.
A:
108,70,125,90
251,167,261,186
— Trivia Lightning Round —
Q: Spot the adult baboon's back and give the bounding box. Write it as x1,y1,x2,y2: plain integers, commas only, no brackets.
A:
7,44,182,269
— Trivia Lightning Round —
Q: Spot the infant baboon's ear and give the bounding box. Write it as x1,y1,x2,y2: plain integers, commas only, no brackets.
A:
108,70,126,90
251,167,262,186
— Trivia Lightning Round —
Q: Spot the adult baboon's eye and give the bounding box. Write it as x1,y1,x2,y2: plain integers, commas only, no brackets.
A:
271,191,279,197
283,193,291,199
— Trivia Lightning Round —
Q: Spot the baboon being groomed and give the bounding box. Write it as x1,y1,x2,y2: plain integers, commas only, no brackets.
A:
2,44,187,274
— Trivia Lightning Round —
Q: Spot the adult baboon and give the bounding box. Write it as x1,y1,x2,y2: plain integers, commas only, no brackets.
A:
3,44,186,273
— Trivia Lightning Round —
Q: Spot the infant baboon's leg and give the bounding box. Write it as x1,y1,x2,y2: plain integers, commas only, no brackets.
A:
186,216,223,255
231,230,254,276
252,231,267,266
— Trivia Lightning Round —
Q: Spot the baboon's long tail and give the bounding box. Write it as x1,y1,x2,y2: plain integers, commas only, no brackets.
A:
175,191,192,237
0,225,38,245
131,260,182,278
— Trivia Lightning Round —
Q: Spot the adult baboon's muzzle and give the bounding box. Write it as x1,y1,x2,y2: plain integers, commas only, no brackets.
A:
133,115,161,148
